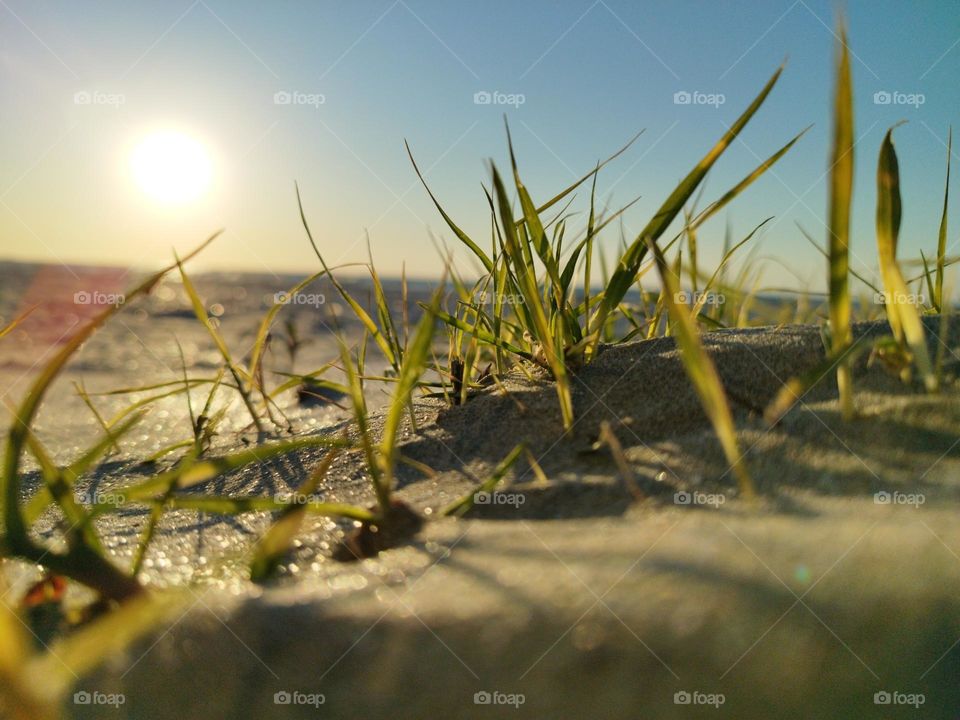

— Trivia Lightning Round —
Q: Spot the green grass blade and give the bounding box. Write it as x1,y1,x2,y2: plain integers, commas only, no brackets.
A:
876,128,937,390
441,443,524,517
592,64,784,341
935,127,952,312
250,446,343,581
827,25,855,420
296,184,398,367
248,270,326,386
380,287,442,491
405,140,494,272
647,237,755,500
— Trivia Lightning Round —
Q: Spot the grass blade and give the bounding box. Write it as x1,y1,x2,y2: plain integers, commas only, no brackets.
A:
591,64,785,342
827,25,855,420
876,128,937,390
935,127,952,312
646,237,755,500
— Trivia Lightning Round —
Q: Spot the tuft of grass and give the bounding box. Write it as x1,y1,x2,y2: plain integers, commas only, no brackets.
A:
407,65,800,430
827,24,855,421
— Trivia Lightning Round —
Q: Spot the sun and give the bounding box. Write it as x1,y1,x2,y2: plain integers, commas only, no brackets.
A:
130,131,212,205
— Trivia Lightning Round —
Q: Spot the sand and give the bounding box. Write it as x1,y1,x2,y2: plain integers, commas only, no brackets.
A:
8,316,960,719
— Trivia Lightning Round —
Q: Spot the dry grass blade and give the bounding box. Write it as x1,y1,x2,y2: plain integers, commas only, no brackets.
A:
646,237,755,500
827,24,855,420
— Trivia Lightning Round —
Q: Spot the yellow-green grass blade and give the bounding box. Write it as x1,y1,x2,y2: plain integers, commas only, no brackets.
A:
691,218,771,319
647,237,755,499
380,287,442,490
441,443,524,517
827,25,855,420
250,445,342,581
528,130,644,218
690,125,811,232
97,435,353,507
177,258,263,433
162,495,373,521
797,223,881,294
405,140,495,273
492,166,574,429
296,184,398,368
935,127,952,312
26,591,189,703
505,123,566,311
591,64,784,342
249,270,327,386
338,337,387,509
0,306,34,340
764,334,871,425
876,128,937,390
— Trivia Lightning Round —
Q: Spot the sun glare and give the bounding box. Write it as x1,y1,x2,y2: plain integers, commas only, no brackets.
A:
130,131,212,205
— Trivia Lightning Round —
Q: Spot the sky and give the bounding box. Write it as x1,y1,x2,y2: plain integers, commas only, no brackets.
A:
0,0,958,291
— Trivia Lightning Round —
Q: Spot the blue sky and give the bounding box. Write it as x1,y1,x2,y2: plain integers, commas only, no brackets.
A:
1,0,958,291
